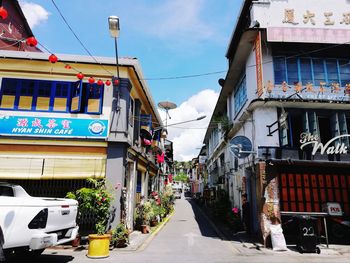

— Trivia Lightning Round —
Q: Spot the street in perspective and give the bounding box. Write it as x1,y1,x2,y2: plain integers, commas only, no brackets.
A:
6,195,349,263
1,0,350,262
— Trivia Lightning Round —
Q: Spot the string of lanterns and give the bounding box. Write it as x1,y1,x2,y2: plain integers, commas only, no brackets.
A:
0,2,118,88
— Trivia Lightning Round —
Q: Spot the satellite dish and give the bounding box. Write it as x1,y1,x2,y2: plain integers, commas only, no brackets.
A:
158,101,177,111
229,136,253,158
158,101,177,126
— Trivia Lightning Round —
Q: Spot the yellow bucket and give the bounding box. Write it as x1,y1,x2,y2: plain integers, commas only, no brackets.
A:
86,234,111,259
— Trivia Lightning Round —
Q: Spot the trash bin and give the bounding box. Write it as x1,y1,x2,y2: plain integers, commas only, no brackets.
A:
294,215,320,254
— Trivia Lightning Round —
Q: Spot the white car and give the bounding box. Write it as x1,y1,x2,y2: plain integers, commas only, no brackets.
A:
0,183,79,260
174,190,182,199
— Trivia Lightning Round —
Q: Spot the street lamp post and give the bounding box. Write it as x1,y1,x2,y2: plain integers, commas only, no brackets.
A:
153,115,206,131
166,115,206,127
108,16,120,80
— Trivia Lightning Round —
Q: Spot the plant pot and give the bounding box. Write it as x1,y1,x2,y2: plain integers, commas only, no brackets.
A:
150,219,158,227
141,224,149,234
87,234,111,259
115,239,127,248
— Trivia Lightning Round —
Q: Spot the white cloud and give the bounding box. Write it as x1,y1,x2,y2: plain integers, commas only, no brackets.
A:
158,89,219,161
19,1,50,29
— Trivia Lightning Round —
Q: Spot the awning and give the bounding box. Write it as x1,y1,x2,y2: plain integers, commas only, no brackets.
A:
0,156,106,179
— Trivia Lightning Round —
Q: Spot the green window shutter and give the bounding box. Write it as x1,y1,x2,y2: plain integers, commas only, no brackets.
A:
302,111,310,134
308,111,319,139
330,112,340,145
280,124,289,147
338,112,349,146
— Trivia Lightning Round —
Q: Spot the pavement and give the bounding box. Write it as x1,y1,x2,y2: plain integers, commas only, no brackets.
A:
49,209,174,254
192,199,350,257
43,197,350,260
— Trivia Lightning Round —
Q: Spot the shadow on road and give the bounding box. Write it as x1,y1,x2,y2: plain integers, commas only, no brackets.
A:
186,198,218,238
185,197,261,248
186,197,243,242
5,253,74,263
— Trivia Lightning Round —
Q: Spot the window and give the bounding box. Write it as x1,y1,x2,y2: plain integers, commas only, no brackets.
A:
325,59,339,84
339,60,350,86
0,78,104,114
273,57,349,87
286,58,299,84
273,57,286,84
234,76,247,115
280,110,350,149
312,59,326,85
0,78,18,109
85,83,103,114
300,58,313,84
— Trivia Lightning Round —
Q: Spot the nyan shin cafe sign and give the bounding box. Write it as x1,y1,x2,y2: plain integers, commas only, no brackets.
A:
300,132,349,155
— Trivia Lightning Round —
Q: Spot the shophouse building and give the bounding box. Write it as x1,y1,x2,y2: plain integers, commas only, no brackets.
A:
204,0,350,243
0,0,167,233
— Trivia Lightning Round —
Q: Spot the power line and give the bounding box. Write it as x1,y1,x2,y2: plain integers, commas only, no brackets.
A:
142,70,227,81
142,40,350,81
50,0,114,76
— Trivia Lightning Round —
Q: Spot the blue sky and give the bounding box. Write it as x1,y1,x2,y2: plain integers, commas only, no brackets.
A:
20,0,243,160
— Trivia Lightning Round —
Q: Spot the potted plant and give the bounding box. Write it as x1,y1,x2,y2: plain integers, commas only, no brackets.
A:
134,200,153,234
67,178,113,258
150,201,160,226
111,223,129,248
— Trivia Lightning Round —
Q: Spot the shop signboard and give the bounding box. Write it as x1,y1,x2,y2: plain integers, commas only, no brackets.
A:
0,115,108,139
322,202,343,216
252,0,350,44
300,132,350,155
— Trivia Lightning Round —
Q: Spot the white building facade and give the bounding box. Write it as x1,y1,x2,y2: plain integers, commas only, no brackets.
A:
204,0,350,243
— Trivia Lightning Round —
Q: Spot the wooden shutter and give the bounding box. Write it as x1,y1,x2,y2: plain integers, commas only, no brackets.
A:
70,80,82,112
86,84,103,114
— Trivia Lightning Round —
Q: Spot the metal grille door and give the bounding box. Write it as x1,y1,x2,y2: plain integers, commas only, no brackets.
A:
279,173,350,216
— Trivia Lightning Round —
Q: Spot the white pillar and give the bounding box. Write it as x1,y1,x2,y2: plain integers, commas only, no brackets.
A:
126,160,137,231
144,172,149,199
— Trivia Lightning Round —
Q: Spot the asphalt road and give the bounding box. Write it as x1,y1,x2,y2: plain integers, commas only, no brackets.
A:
6,196,350,262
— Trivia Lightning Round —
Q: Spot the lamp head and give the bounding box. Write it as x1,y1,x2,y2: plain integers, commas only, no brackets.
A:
196,115,206,121
108,16,120,38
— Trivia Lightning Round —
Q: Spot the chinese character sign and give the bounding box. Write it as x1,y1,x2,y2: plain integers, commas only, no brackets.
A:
0,115,108,138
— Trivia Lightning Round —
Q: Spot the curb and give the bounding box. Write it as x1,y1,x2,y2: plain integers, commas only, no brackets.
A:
136,210,175,252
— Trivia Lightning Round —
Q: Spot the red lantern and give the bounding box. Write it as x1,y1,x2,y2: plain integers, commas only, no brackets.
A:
76,72,84,80
97,79,104,86
113,78,120,86
64,64,72,69
48,54,58,63
105,80,111,86
26,36,38,47
88,77,95,84
0,6,8,20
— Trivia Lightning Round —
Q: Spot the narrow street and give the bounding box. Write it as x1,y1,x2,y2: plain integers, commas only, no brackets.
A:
37,195,238,263
18,195,349,263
